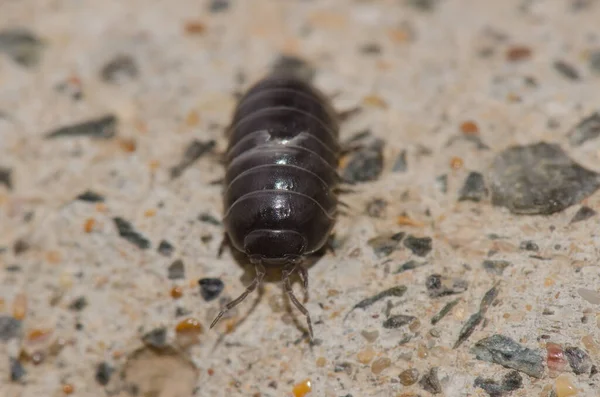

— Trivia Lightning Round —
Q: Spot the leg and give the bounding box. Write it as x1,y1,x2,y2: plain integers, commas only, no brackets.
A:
297,265,309,302
283,266,314,341
217,233,230,258
210,263,266,329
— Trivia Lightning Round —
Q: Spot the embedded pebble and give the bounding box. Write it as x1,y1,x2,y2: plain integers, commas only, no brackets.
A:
350,285,407,312
365,198,388,218
458,172,488,202
426,274,468,298
198,278,224,301
489,142,600,215
45,115,117,139
95,362,113,386
394,260,428,274
157,240,174,257
403,235,432,257
577,288,600,305
100,54,138,83
482,260,511,275
431,298,460,325
292,378,312,397
357,347,376,364
68,296,88,311
474,370,523,397
113,217,151,249
392,150,408,172
367,232,405,258
436,174,448,193
170,140,216,179
371,357,391,374
555,374,577,397
570,206,596,223
383,314,416,329
141,327,168,348
564,346,592,375
75,190,104,202
0,166,13,189
546,342,568,372
10,357,26,382
471,334,545,378
0,315,22,341
567,112,600,146
519,240,539,251
209,0,230,12
553,60,580,81
198,212,221,225
0,28,45,67
168,259,186,280
399,368,419,385
341,138,385,183
419,367,442,394
361,329,379,343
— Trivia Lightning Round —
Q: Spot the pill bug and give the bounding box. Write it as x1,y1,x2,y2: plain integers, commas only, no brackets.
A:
210,71,341,340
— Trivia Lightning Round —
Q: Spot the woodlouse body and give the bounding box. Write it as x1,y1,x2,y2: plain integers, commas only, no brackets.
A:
211,72,341,339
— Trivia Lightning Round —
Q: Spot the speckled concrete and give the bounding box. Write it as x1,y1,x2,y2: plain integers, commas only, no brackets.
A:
1,0,600,396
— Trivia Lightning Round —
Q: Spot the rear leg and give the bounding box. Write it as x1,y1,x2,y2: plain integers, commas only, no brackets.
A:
217,232,230,258
283,265,314,341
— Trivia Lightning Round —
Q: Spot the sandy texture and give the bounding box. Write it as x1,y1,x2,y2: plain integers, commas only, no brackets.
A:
1,0,600,396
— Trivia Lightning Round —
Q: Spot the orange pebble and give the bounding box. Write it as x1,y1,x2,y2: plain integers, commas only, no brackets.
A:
450,156,464,170
397,215,424,227
175,318,203,334
144,209,156,217
185,21,206,35
62,384,74,394
170,286,183,299
119,138,137,153
186,110,200,127
13,293,27,320
84,218,95,233
460,120,479,135
292,378,312,397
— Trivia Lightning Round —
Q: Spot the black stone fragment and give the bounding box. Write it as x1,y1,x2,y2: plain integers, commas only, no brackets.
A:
367,232,405,258
406,0,439,11
334,362,353,375
0,315,22,341
45,115,117,139
198,278,224,301
168,259,185,280
271,54,315,82
403,235,432,257
157,240,174,257
341,139,385,183
392,150,408,172
95,361,114,386
359,42,382,55
436,174,448,193
198,212,221,225
68,296,88,311
474,370,523,397
553,60,580,81
479,285,500,314
13,238,29,255
471,334,545,378
454,312,483,349
0,167,12,190
394,260,428,274
142,327,167,348
419,367,442,394
76,190,105,202
170,140,216,179
458,172,488,202
113,217,151,249
0,28,45,67
365,198,388,218
564,346,592,375
426,274,468,298
10,357,25,382
489,142,600,215
431,298,460,325
209,0,230,12
519,240,539,251
100,54,138,84
567,112,600,146
382,314,416,329
482,260,511,275
570,205,596,224
351,286,407,312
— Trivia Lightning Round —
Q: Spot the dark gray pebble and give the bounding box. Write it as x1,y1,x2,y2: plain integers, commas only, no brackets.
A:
198,212,221,225
392,150,408,172
68,296,88,311
419,367,442,394
403,235,432,257
430,298,460,325
100,54,139,84
394,260,428,274
170,140,216,179
570,205,596,224
10,357,26,382
489,142,600,215
167,259,185,280
367,232,405,258
474,370,523,397
334,362,353,375
564,346,592,375
95,361,114,386
553,60,580,81
351,285,407,312
482,260,511,275
567,112,600,146
0,28,45,67
271,54,315,82
142,327,168,348
209,0,230,12
0,315,22,341
436,174,448,193
198,278,224,301
13,238,29,255
341,139,385,183
589,50,600,74
454,312,483,349
365,198,388,218
0,166,12,190
382,314,416,329
45,115,117,139
359,42,382,55
113,217,151,249
157,240,174,257
406,0,439,11
519,240,539,251
75,190,105,202
471,334,545,378
426,274,468,298
458,172,488,202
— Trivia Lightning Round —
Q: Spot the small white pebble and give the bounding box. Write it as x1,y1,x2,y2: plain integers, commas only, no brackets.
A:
577,288,600,305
